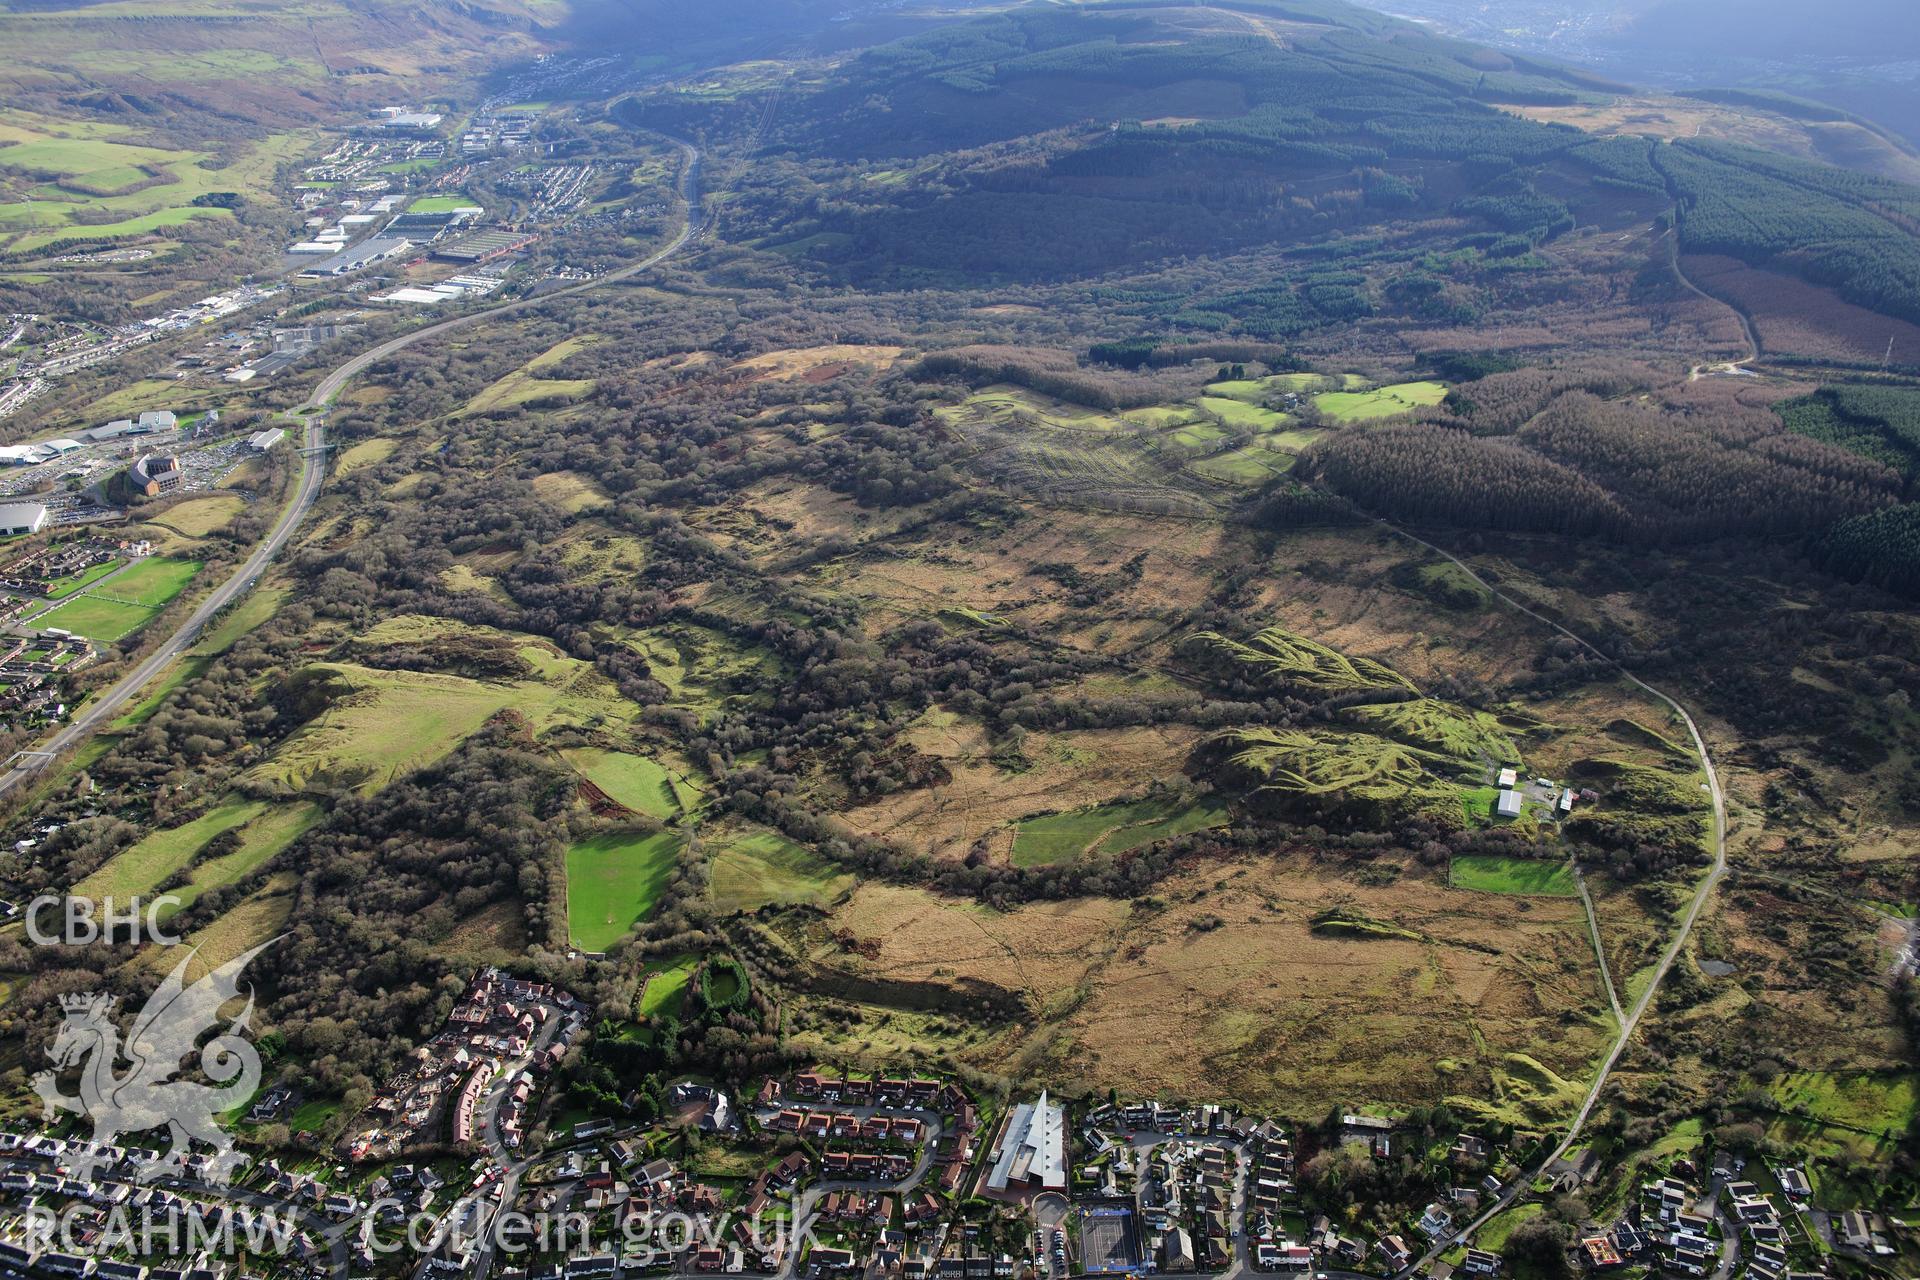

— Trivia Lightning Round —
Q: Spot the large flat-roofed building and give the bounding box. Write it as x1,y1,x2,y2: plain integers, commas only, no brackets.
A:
431,228,537,264
297,235,414,278
985,1091,1066,1193
247,428,286,452
0,502,49,536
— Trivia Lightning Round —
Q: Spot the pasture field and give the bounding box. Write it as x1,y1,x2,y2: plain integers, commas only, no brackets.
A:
1166,421,1230,451
708,828,853,912
334,438,396,474
75,796,269,900
564,747,700,819
1767,1070,1919,1140
1097,796,1231,854
154,495,244,538
0,111,304,256
566,831,682,952
246,629,640,795
1449,854,1578,897
1314,380,1448,422
1190,445,1293,484
637,954,700,1017
1012,796,1229,865
1198,395,1289,430
1122,404,1204,429
462,335,603,415
532,471,611,513
169,802,323,913
249,666,510,794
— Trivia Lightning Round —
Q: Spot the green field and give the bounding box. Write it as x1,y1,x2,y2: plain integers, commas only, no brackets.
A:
564,747,700,819
167,802,322,915
1198,395,1290,430
637,953,699,1018
1097,797,1231,854
75,796,270,900
1767,1070,1920,1139
408,194,477,213
565,830,683,952
95,556,200,607
709,829,853,912
1314,380,1448,422
43,560,122,599
1449,854,1578,897
0,112,303,256
251,627,644,795
1190,445,1294,484
35,555,198,640
37,594,158,642
1013,796,1229,866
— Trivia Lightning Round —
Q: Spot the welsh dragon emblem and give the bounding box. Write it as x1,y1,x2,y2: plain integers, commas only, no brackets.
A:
33,941,273,1185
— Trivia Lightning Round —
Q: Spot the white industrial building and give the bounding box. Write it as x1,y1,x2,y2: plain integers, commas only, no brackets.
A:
247,428,287,452
985,1091,1066,1193
0,502,49,536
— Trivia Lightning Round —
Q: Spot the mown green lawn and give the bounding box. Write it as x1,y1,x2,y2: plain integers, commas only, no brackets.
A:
44,560,123,599
565,830,682,951
99,555,200,607
38,594,158,642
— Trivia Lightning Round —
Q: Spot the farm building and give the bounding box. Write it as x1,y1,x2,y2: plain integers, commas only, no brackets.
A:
0,503,48,536
1496,767,1518,789
986,1091,1066,1192
1495,789,1524,819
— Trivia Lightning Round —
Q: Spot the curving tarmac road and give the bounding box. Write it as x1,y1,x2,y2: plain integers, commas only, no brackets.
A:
0,416,328,798
1387,523,1728,1274
0,138,703,801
